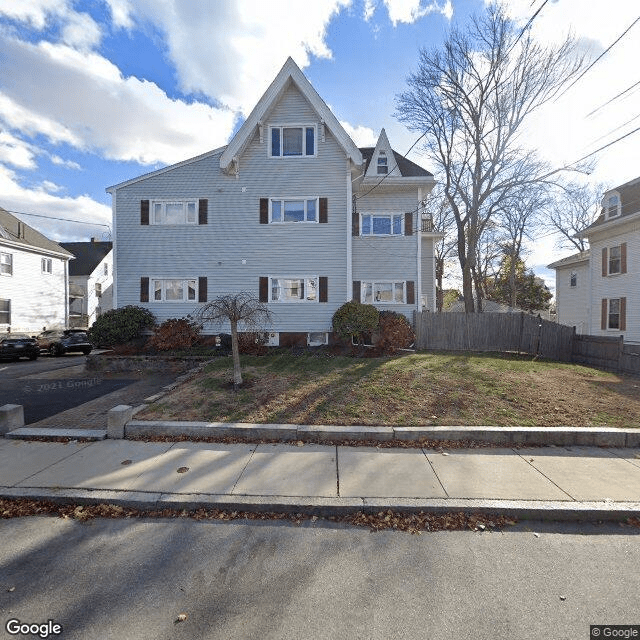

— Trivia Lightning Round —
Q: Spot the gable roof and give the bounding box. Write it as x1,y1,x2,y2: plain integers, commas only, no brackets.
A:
0,207,74,258
60,241,112,276
547,250,590,270
219,57,363,172
583,175,640,234
360,146,433,178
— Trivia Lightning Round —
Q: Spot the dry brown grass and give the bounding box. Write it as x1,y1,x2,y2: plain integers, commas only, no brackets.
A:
136,351,640,428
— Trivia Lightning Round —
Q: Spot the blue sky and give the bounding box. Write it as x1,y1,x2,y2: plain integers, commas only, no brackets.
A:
0,0,639,293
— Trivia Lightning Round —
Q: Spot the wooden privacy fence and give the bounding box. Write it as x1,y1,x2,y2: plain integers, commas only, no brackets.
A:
572,335,640,376
413,312,574,362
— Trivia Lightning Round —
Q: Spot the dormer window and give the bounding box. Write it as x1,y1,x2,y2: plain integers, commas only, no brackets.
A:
270,125,315,157
606,193,621,219
377,151,388,174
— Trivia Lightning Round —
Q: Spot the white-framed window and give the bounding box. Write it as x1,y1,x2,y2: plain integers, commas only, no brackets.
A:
361,281,406,304
605,193,621,219
151,200,197,225
377,151,388,174
270,277,318,302
270,198,317,223
270,125,316,157
41,258,52,274
104,263,109,276
609,245,622,275
570,271,577,287
608,298,621,329
360,213,404,236
95,282,102,297
152,278,197,302
0,252,12,276
0,299,9,323
308,332,328,346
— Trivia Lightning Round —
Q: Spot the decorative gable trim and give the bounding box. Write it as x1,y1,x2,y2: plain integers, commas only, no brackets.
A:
220,57,362,173
364,128,400,179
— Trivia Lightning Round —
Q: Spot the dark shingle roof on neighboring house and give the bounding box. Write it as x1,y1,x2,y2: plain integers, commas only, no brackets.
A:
0,207,74,258
359,147,433,177
585,175,640,231
547,250,590,270
60,241,112,276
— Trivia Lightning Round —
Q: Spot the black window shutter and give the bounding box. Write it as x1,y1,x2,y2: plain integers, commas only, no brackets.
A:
405,212,413,236
319,277,328,302
198,199,208,225
406,281,415,305
140,277,149,302
601,299,607,330
259,277,269,302
141,200,149,225
319,198,328,223
352,211,359,236
260,198,269,224
198,277,207,302
352,281,361,302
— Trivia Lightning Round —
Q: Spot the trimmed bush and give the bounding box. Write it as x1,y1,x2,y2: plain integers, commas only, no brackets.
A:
147,318,202,351
332,301,379,344
88,305,156,347
374,311,415,354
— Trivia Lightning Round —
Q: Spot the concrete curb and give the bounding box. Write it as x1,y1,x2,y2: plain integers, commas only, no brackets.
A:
124,420,640,448
1,487,639,521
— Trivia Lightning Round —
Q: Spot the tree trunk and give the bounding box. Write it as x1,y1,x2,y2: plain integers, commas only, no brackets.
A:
230,319,242,389
436,257,444,312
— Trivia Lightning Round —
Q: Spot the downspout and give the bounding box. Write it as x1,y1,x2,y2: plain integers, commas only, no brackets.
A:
110,189,117,309
348,163,366,302
417,188,423,312
64,257,69,328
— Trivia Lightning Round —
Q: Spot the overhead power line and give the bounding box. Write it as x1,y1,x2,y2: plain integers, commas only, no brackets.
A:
586,78,640,117
5,209,111,230
555,15,640,102
568,125,640,167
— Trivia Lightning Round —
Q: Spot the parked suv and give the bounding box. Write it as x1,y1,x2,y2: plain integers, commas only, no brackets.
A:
37,329,92,356
0,335,40,361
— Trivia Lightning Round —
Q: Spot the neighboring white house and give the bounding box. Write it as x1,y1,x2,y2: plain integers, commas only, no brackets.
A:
60,240,113,328
107,57,441,345
547,250,590,334
0,207,74,333
548,175,640,344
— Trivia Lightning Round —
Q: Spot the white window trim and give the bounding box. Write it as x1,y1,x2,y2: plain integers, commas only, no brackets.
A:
607,298,621,330
604,191,621,220
41,258,52,274
608,244,622,276
308,332,328,346
268,124,317,158
150,200,198,226
269,276,319,303
269,197,319,224
360,213,404,236
151,278,198,303
569,271,577,287
377,152,388,175
0,298,9,324
0,252,12,276
361,280,407,305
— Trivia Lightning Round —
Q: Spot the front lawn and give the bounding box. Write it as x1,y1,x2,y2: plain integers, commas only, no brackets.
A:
137,351,640,428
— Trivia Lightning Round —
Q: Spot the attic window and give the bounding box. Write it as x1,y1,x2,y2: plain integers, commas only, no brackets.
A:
606,193,621,219
270,126,315,157
0,252,12,276
41,258,52,274
377,152,388,174
570,271,577,287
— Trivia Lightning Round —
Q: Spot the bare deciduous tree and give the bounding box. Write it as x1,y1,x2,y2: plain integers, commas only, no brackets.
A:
396,4,586,311
195,292,272,389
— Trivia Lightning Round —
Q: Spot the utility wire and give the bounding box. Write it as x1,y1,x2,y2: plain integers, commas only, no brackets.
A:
4,209,111,230
555,16,640,102
586,78,640,117
568,125,640,166
588,112,640,146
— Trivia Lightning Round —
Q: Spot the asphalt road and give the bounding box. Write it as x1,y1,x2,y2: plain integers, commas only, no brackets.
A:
0,517,638,640
0,354,135,424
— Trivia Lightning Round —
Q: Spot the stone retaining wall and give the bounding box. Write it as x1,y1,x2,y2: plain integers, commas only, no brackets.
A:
86,354,213,374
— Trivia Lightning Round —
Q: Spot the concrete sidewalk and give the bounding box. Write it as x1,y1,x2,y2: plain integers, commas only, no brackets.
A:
1,437,639,520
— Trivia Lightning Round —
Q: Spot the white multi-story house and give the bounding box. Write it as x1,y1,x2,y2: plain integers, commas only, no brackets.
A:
60,240,113,328
0,207,73,333
549,176,640,343
107,58,441,345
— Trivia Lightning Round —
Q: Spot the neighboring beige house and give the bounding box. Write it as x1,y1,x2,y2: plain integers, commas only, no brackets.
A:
60,240,113,328
0,207,73,333
548,176,640,344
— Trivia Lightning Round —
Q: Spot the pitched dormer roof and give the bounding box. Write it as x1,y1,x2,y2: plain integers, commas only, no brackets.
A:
360,146,433,178
219,57,363,172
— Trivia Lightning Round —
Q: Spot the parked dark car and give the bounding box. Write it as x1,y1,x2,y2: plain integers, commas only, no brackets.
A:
37,329,92,356
0,335,40,361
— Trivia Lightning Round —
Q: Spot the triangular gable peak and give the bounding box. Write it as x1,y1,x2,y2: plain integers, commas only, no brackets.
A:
364,129,400,179
220,57,362,174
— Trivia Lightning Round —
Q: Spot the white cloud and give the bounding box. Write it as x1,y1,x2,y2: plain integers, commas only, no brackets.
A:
383,0,451,26
0,131,37,169
0,0,69,30
340,120,378,146
60,9,102,50
50,154,81,170
0,165,111,242
118,0,351,115
0,36,236,165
